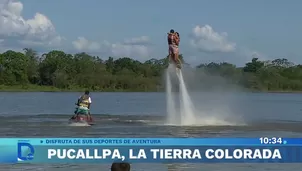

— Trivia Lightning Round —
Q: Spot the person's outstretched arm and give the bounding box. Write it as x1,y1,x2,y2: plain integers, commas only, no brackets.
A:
77,98,80,105
87,97,92,109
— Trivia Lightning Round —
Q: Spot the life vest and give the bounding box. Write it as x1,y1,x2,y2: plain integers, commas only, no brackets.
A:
78,94,90,108
167,33,179,45
176,32,180,45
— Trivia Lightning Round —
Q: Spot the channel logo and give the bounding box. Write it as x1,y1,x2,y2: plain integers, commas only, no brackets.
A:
17,141,35,161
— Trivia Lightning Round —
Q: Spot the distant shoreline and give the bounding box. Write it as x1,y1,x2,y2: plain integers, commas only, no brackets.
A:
0,85,159,92
0,85,301,93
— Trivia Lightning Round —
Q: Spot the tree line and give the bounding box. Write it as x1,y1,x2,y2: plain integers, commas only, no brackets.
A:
0,48,301,92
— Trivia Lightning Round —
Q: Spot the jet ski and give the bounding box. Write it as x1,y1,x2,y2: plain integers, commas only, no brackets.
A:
69,106,95,125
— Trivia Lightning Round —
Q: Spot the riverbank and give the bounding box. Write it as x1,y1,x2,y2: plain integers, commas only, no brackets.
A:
0,85,160,92
0,85,302,93
0,85,61,92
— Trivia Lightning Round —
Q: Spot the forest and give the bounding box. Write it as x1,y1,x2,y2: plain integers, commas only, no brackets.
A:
0,48,301,92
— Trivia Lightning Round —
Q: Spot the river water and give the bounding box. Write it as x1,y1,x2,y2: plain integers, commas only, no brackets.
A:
0,92,301,171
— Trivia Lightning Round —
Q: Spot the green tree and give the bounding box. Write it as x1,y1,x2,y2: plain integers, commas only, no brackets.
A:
0,50,29,85
0,48,302,92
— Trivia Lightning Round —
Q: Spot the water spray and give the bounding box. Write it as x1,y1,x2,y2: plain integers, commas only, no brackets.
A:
165,64,196,125
165,64,244,126
166,67,177,125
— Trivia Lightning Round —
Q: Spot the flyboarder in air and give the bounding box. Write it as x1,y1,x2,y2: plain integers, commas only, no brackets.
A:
167,29,181,69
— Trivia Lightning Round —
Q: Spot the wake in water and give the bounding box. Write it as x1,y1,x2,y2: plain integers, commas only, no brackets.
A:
165,64,242,126
68,122,91,127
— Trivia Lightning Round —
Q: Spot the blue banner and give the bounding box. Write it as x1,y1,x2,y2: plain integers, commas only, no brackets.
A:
0,138,302,163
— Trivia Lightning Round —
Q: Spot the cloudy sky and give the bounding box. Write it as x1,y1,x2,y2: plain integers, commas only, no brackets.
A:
0,0,301,66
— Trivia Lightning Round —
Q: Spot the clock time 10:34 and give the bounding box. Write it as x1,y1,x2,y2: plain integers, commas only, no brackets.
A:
259,137,283,144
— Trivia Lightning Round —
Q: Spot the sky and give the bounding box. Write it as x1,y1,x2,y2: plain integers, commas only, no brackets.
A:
0,0,302,66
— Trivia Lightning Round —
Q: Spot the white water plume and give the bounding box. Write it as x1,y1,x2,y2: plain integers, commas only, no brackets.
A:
178,71,196,125
165,64,244,126
166,68,177,125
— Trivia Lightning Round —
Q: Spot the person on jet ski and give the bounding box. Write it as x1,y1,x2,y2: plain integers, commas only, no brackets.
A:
71,90,92,121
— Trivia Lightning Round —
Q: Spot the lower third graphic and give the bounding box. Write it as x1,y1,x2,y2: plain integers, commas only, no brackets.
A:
17,141,35,161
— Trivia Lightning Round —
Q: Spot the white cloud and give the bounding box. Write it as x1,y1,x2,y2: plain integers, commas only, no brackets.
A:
123,36,150,45
110,42,150,58
190,25,236,53
0,0,63,49
72,36,152,60
187,24,270,66
0,1,265,66
72,37,101,51
237,46,269,62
